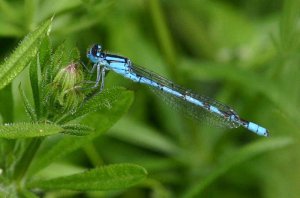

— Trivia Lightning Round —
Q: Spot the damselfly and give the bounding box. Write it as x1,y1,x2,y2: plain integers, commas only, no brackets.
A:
86,44,269,137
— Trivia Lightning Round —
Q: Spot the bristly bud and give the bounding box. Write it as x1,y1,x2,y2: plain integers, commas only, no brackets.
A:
51,62,85,112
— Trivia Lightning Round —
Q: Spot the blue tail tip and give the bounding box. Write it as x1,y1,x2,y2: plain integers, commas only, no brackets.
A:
264,130,270,137
247,122,269,137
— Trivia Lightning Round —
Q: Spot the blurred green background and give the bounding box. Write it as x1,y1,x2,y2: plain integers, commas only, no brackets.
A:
0,0,300,197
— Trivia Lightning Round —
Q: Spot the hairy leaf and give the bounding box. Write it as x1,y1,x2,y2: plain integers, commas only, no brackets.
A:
28,88,134,175
61,123,94,136
0,19,52,90
28,163,147,190
19,84,37,122
0,123,63,139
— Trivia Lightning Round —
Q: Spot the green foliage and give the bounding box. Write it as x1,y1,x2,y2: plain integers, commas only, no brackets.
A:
28,88,134,176
0,12,140,196
61,123,94,136
109,117,180,154
0,0,299,197
28,164,147,190
0,84,13,122
182,137,294,198
0,123,63,138
19,84,38,121
0,19,52,90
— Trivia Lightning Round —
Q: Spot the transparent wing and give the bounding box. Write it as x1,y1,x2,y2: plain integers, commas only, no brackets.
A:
130,64,241,128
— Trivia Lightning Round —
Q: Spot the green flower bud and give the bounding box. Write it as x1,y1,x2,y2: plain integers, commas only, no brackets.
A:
51,62,85,111
53,62,83,90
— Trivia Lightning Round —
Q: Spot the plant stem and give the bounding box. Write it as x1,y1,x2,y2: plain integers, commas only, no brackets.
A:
83,143,103,167
13,138,43,183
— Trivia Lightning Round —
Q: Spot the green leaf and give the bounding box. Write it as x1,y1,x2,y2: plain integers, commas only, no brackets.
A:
0,20,23,37
29,55,40,118
0,123,64,139
18,189,39,198
279,0,300,53
54,1,113,35
182,137,294,198
0,18,52,90
109,117,180,155
38,0,83,22
24,0,37,30
19,84,37,122
28,163,147,191
37,36,52,70
58,87,130,123
0,84,13,122
28,88,134,175
41,41,65,88
29,36,51,119
48,43,68,77
45,41,79,79
61,123,94,136
148,0,178,78
0,0,22,23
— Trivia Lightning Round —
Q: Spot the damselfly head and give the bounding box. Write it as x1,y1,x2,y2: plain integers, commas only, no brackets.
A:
87,44,103,63
89,44,102,57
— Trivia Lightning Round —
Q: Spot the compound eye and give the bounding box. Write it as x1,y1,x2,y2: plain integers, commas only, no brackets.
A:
91,44,102,57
